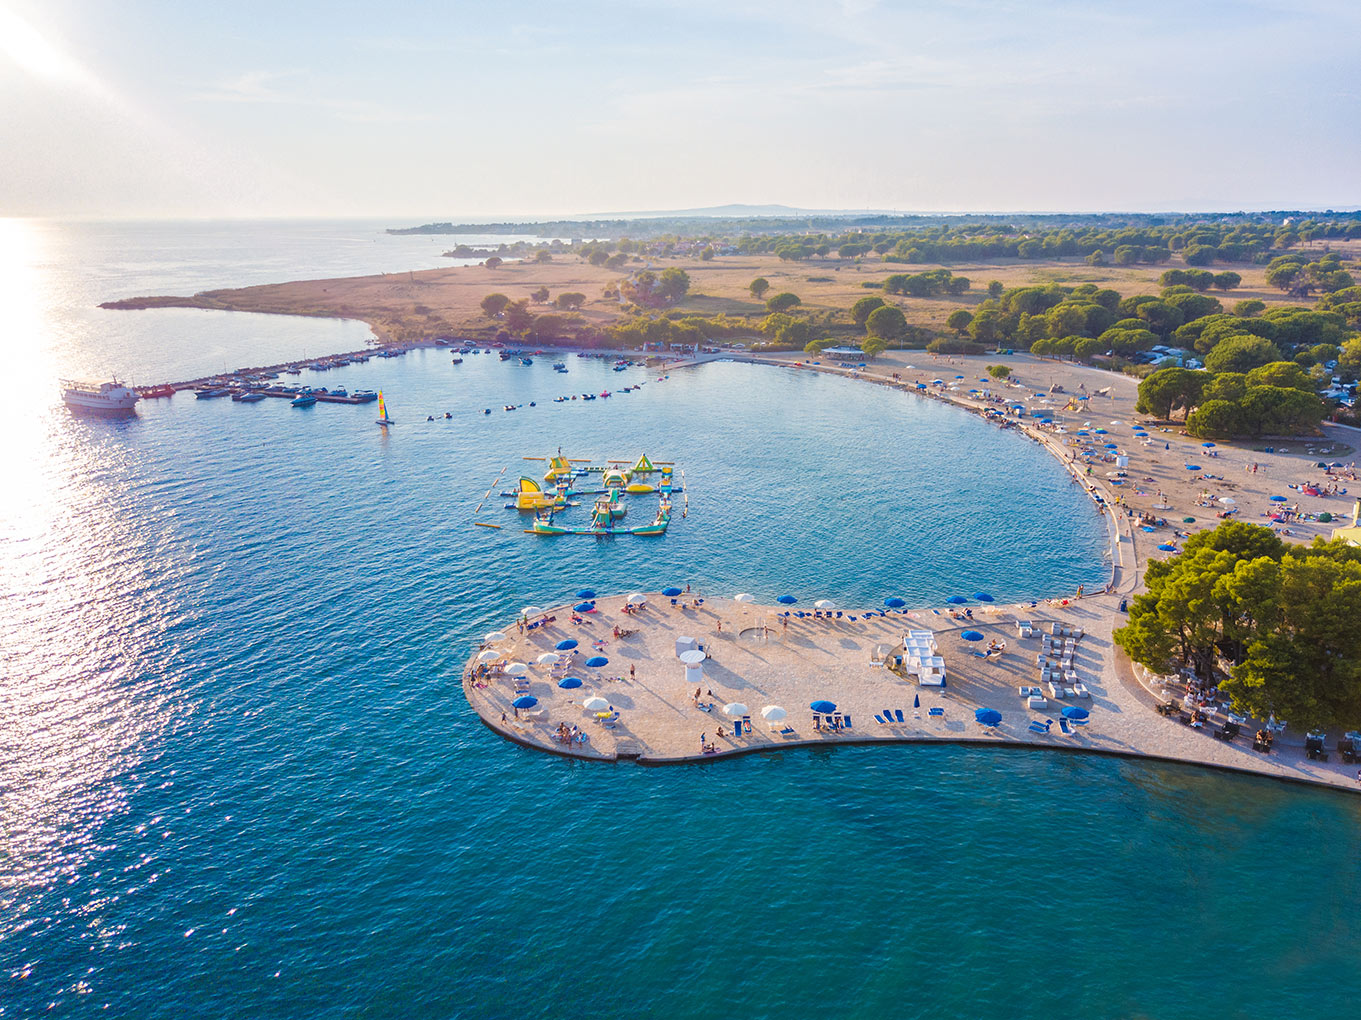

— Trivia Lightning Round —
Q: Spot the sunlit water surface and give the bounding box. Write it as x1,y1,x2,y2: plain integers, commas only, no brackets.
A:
2,220,1359,1019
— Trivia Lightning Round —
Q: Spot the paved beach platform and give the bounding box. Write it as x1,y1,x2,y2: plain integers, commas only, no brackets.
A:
463,592,1361,793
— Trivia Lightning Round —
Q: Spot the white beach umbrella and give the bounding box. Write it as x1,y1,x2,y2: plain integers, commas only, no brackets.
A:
521,605,543,617
723,702,750,717
485,630,507,643
626,593,647,605
734,593,755,603
760,705,787,721
477,649,500,661
582,695,611,712
537,652,561,665
505,662,528,677
815,599,836,610
1218,497,1236,505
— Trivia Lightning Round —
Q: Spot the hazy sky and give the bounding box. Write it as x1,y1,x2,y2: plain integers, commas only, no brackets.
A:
3,0,1359,219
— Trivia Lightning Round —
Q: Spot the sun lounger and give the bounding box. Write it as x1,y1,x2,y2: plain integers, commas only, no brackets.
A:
928,707,944,717
779,726,794,735
843,715,852,729
741,715,752,734
1059,718,1072,734
812,713,822,729
875,714,887,725
883,708,894,722
894,709,905,723
1028,719,1052,733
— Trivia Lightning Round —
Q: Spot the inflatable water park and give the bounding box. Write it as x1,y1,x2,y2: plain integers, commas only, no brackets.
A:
477,452,687,536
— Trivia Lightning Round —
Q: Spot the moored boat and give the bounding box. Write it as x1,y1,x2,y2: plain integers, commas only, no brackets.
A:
62,379,140,414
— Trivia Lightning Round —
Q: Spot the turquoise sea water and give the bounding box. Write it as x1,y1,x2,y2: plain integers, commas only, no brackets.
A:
3,221,1360,1019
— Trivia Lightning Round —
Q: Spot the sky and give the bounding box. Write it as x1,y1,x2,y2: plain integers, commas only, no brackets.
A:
2,0,1360,220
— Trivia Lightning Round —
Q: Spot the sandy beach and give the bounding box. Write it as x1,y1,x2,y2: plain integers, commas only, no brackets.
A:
463,351,1361,793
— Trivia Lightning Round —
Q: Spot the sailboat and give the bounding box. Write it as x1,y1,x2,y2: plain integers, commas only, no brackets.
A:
375,390,395,426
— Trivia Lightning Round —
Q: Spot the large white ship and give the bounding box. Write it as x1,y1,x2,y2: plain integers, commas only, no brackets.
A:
61,379,140,414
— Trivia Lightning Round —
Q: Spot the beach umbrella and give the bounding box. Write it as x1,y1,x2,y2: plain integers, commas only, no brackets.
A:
1269,495,1287,502
1157,543,1177,552
555,638,579,650
961,630,984,641
913,694,920,709
626,593,647,605
1141,526,1156,533
585,656,609,667
974,592,995,602
761,705,787,721
777,595,798,605
512,695,538,709
1076,430,1090,436
814,599,836,610
810,700,837,713
723,702,749,717
557,676,582,689
946,595,968,605
485,630,507,643
1103,443,1118,450
1201,442,1216,448
537,652,561,665
1094,428,1108,434
573,601,596,612
661,586,683,597
582,696,610,712
1061,706,1090,720
505,662,528,677
1182,517,1196,523
521,606,543,617
955,375,964,379
1185,464,1200,471
975,708,1002,727
576,589,597,600
1218,497,1235,505
477,649,500,662
734,593,755,603
884,597,906,608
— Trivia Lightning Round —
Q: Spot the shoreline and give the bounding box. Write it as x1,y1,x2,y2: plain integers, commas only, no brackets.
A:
458,355,1361,795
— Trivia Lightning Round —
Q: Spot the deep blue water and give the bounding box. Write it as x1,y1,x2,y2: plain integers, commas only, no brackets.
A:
3,221,1360,1019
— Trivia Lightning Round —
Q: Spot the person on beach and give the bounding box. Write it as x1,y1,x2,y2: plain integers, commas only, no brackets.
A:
629,664,635,680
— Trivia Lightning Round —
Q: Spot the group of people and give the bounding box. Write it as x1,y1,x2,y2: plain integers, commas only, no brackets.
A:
554,723,585,745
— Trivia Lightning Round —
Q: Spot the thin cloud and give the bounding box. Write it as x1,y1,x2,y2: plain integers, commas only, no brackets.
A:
192,70,426,124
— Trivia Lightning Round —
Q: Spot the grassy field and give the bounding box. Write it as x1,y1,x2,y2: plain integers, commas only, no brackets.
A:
106,240,1359,343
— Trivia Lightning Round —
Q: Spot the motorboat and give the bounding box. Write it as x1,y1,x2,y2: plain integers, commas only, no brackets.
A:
194,387,232,399
237,391,267,403
291,390,317,407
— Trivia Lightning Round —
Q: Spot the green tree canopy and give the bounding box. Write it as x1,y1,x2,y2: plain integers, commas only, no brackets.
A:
765,292,802,314
480,292,510,318
852,295,886,326
1135,367,1208,420
946,309,974,334
1245,360,1314,391
866,304,908,342
749,277,770,299
1203,335,1285,374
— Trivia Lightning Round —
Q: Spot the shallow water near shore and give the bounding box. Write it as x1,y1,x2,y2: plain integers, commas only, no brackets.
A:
4,221,1360,1019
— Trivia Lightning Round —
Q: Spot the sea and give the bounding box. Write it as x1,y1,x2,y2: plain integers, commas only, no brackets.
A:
2,219,1359,1020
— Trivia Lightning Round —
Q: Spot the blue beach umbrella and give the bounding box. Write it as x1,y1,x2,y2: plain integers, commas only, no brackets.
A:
1185,464,1201,471
574,601,596,612
973,592,995,603
810,700,837,713
1076,430,1090,436
1141,526,1156,533
1094,428,1108,434
1270,495,1287,502
777,595,798,605
512,695,538,709
946,595,968,605
884,597,906,608
1201,442,1216,448
1103,443,1118,449
955,374,965,379
1062,706,1089,720
1157,543,1177,552
661,587,683,597
557,677,583,689
961,630,984,641
555,639,578,651
975,708,1002,726
586,656,609,667
576,589,597,599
